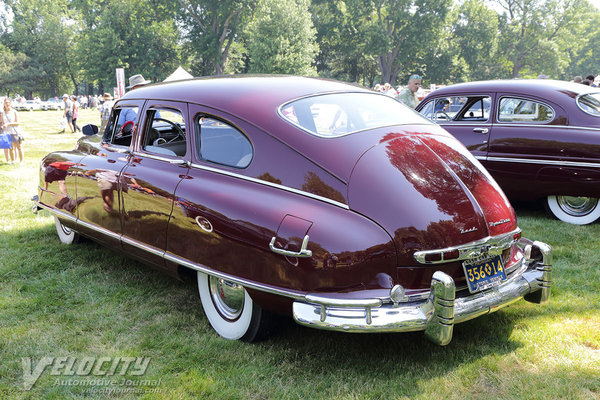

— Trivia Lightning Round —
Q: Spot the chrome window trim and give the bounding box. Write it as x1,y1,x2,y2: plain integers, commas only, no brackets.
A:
131,151,184,164
496,96,555,125
575,92,600,117
277,91,432,139
484,156,600,169
189,162,349,210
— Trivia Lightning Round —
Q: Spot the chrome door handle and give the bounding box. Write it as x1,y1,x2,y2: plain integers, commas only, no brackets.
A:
269,235,312,258
473,128,489,134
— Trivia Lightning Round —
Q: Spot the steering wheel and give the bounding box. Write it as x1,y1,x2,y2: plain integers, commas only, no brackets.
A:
120,120,135,136
153,118,185,143
435,111,450,121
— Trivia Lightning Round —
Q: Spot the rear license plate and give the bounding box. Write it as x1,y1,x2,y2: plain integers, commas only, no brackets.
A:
463,256,506,293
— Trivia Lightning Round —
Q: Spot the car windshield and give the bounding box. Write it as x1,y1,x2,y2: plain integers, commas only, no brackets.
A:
280,92,430,137
577,93,600,116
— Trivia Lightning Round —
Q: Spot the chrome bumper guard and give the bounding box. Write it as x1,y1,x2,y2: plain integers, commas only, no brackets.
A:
293,241,552,345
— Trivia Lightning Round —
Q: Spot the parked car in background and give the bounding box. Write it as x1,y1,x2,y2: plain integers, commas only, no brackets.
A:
16,100,41,112
417,79,600,224
34,76,551,345
41,97,64,110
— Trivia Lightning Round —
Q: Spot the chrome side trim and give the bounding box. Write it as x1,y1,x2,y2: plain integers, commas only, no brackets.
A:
121,236,165,257
413,228,521,264
484,156,600,169
163,252,306,301
76,219,121,240
189,162,349,210
37,202,77,224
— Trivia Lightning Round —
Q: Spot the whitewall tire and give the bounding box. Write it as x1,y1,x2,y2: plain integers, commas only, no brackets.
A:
197,271,272,342
54,217,80,244
546,195,600,225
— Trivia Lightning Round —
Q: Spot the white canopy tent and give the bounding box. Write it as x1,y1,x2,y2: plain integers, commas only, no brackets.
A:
163,66,194,82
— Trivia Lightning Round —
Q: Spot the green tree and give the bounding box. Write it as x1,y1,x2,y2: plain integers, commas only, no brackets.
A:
76,0,181,92
178,0,257,75
245,0,318,75
451,0,500,81
3,0,76,97
493,0,587,78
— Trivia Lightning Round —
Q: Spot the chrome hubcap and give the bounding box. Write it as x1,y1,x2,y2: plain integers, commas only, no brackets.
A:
60,223,72,235
209,276,245,320
557,196,598,216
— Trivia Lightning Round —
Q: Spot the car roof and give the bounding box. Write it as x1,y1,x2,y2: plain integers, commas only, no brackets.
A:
120,75,370,111
428,79,599,98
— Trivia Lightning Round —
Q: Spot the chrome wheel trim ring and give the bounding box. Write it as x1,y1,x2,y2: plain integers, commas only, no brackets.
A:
208,276,245,321
556,196,598,217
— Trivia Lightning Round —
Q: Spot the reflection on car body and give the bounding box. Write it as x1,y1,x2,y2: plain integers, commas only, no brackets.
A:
34,76,551,345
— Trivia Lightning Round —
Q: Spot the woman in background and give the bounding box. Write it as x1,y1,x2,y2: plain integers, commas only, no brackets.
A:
2,97,23,163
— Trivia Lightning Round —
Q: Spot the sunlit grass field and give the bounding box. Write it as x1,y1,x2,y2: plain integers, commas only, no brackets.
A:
0,109,599,399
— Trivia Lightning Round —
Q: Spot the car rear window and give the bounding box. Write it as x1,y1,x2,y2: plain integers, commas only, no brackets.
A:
577,93,600,116
279,93,430,137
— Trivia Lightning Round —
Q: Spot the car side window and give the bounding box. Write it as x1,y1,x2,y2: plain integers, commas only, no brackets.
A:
455,96,490,121
195,116,253,168
141,108,187,157
498,97,554,123
103,106,139,147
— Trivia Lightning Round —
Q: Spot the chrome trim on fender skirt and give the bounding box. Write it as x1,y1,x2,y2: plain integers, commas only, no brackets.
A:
293,241,552,345
189,163,349,210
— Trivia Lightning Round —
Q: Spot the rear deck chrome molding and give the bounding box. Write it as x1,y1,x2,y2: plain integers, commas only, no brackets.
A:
413,228,521,264
189,162,349,210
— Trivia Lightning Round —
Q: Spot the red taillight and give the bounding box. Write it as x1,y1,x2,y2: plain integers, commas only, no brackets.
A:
425,253,442,262
513,232,522,241
443,249,460,260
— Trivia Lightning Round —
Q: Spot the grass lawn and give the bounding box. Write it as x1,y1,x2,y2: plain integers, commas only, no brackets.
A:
0,109,599,399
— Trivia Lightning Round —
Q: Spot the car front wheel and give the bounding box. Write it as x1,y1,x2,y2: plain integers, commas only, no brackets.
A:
197,271,273,342
546,195,600,225
54,217,81,244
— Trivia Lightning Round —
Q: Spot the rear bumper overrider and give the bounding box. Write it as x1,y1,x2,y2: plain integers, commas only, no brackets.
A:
293,241,552,345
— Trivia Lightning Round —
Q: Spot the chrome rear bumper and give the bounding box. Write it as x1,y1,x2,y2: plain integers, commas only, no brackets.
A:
293,241,551,345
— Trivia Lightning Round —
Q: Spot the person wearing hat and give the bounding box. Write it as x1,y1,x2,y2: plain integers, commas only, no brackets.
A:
61,94,74,133
126,74,151,91
99,93,114,134
396,75,422,109
116,74,153,128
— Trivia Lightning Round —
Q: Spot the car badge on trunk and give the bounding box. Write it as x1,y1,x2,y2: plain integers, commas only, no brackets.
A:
460,227,477,234
489,218,510,227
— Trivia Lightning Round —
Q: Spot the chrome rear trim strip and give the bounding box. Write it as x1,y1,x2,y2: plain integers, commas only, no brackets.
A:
76,219,121,240
122,236,165,257
189,163,350,210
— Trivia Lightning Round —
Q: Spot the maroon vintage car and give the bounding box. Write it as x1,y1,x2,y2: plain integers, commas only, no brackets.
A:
34,76,551,345
416,79,600,224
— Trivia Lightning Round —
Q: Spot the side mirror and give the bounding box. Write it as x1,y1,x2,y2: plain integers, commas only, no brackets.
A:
82,124,99,136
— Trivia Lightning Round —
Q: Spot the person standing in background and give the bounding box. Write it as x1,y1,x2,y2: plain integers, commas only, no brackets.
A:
71,95,81,133
62,94,74,133
397,75,422,109
99,93,114,134
2,97,23,163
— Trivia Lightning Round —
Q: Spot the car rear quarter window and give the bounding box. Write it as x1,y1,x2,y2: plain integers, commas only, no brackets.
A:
498,97,554,123
280,92,429,137
195,117,253,168
577,93,600,116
